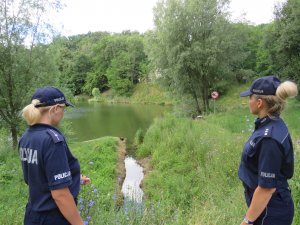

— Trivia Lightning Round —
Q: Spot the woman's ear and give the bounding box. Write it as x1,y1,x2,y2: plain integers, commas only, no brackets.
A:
52,105,60,113
257,98,264,109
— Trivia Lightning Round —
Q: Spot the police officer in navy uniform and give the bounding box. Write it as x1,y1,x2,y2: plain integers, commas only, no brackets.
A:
238,76,298,225
19,86,91,225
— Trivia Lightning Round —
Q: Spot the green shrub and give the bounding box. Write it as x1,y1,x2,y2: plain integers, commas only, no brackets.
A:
89,88,105,102
134,128,144,146
92,88,101,98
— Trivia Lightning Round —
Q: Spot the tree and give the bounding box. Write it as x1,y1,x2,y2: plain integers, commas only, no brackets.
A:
68,54,93,95
85,33,148,96
255,24,274,76
0,0,61,149
265,0,300,85
106,52,134,96
146,0,238,114
51,33,111,96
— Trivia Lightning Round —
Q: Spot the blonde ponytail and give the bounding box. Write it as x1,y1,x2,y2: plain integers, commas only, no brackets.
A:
22,100,46,125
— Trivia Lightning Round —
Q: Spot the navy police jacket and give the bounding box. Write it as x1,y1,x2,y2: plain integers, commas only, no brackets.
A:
19,124,80,212
238,116,294,192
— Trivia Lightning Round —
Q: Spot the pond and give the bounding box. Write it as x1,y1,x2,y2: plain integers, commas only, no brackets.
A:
65,102,170,203
64,102,170,144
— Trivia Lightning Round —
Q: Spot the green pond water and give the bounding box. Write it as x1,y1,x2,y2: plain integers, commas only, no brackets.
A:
64,102,170,143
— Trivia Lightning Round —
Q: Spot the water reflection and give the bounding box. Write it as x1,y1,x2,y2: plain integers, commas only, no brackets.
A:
122,157,144,203
64,102,169,142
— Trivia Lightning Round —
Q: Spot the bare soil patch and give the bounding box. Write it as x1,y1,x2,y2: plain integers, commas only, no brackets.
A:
115,137,127,207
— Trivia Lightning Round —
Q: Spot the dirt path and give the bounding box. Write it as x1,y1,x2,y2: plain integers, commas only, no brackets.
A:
115,137,127,207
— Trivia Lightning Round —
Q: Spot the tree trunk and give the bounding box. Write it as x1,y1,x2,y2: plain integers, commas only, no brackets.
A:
10,125,18,150
192,91,202,114
201,76,209,112
202,85,209,112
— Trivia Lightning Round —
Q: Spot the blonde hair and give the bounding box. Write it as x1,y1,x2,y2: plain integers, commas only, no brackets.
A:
22,100,49,125
22,100,65,125
256,81,298,115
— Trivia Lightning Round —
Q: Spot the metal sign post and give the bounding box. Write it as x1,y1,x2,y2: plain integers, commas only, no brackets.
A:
211,91,219,114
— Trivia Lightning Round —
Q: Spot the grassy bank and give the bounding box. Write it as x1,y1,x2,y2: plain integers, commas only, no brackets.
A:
0,134,177,225
137,97,300,224
88,82,174,105
0,137,120,225
0,149,27,225
137,114,247,224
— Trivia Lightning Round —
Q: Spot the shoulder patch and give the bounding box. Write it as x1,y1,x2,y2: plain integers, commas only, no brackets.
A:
46,129,64,143
263,126,272,137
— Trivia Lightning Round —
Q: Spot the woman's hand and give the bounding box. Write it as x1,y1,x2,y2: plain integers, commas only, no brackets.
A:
80,175,91,185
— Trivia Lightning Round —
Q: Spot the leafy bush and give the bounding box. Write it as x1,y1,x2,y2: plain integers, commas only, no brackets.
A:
89,88,105,102
92,88,101,98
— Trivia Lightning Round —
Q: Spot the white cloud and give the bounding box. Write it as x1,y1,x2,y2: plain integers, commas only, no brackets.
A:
229,0,286,24
53,0,287,36
55,0,157,35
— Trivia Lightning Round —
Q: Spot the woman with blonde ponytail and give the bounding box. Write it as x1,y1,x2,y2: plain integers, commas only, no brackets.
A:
19,86,91,225
238,75,298,225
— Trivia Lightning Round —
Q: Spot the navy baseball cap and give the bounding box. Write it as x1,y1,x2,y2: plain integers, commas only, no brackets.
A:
32,86,74,108
240,75,281,97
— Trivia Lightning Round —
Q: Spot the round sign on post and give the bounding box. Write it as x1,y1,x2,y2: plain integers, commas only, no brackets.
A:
211,91,219,114
211,91,219,99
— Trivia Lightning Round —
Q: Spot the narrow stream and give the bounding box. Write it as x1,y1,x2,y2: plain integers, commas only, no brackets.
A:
121,157,144,203
65,102,170,204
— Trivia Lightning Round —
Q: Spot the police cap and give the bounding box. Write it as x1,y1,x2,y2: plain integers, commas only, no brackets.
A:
240,75,281,97
32,86,74,108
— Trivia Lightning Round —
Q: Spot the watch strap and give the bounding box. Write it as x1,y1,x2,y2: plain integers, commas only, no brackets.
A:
243,216,254,224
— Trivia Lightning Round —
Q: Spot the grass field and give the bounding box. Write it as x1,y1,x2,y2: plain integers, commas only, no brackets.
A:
0,84,299,224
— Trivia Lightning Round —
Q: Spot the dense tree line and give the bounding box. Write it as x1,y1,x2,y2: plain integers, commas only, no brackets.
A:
1,0,300,149
51,31,149,96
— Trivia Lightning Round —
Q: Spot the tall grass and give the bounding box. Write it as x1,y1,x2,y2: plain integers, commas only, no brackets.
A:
0,128,26,225
130,82,174,105
137,97,300,224
137,115,247,224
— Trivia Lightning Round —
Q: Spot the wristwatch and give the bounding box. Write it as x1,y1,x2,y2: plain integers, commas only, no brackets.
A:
243,217,254,224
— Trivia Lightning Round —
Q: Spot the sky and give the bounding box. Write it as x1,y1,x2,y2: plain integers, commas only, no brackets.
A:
54,0,286,36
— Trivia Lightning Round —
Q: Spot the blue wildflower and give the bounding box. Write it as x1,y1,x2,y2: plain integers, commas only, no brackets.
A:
88,200,95,207
79,205,84,211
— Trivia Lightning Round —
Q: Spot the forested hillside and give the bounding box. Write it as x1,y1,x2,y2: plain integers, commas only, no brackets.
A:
1,0,300,149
